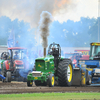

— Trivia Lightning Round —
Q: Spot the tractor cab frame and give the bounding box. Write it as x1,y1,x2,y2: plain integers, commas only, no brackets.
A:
89,43,100,60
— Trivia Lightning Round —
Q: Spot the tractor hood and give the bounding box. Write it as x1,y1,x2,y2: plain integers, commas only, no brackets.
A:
35,55,54,62
35,55,54,72
14,60,23,65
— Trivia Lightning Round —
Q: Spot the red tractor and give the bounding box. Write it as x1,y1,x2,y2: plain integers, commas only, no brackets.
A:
0,47,32,82
64,52,89,68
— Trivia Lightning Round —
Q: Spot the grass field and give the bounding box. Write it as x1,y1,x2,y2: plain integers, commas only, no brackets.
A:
0,92,100,100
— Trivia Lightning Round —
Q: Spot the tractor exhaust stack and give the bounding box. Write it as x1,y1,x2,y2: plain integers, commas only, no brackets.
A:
44,48,46,57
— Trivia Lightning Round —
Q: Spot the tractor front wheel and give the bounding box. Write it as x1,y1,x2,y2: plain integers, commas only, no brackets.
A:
48,74,55,87
86,75,91,85
6,71,11,82
58,59,73,86
27,80,33,87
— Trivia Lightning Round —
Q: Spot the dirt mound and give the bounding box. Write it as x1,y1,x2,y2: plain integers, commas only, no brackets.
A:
0,82,100,94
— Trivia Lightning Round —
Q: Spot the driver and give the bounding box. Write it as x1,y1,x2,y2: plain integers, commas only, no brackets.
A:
13,51,19,60
3,53,7,60
48,46,55,55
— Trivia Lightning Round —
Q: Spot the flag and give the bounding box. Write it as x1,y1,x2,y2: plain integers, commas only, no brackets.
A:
7,29,15,47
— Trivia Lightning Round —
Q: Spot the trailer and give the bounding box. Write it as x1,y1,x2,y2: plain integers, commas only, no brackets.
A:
64,52,89,68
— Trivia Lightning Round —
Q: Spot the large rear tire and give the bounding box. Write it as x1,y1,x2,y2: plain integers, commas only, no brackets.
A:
6,71,11,82
58,59,73,86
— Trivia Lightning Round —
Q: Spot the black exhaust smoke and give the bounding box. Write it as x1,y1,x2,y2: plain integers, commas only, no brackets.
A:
38,11,52,56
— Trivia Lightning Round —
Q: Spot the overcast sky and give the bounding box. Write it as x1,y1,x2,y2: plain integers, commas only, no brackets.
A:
54,0,98,23
0,0,98,28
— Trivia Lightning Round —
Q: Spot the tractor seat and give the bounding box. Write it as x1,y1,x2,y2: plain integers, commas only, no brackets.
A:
53,49,59,57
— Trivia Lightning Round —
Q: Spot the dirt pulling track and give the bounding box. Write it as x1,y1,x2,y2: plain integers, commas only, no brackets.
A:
0,82,100,94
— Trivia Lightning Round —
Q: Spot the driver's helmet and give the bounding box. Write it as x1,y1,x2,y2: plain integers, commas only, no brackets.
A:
52,46,55,51
3,53,6,56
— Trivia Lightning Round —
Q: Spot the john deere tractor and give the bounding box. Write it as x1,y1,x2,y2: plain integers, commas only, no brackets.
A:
27,42,73,87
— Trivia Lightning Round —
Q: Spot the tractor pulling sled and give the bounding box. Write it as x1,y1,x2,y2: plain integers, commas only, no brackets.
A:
0,47,32,82
27,42,87,87
71,42,100,86
77,42,100,85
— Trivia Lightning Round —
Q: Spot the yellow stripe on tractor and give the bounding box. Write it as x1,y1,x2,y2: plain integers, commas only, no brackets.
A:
91,43,100,46
86,68,93,71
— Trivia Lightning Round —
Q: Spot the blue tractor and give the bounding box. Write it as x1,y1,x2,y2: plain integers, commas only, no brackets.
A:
78,42,100,85
0,74,5,80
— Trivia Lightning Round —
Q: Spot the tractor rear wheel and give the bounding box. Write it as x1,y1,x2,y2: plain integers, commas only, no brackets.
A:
6,71,11,82
58,59,73,86
27,80,33,87
48,74,55,87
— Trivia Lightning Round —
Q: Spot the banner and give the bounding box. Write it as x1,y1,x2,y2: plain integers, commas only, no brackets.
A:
7,29,15,47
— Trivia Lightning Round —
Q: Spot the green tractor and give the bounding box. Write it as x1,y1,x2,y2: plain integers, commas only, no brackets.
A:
27,43,73,87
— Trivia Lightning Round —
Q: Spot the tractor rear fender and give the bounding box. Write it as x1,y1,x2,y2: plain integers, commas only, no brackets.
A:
14,60,24,65
3,60,9,70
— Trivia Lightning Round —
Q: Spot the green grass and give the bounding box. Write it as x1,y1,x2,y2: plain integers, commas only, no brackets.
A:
0,92,100,100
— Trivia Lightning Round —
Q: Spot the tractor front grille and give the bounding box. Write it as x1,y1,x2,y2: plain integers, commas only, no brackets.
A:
15,65,24,69
32,71,42,77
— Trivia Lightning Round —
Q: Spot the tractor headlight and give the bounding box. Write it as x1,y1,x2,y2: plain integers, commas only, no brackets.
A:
41,72,42,75
16,65,24,69
79,61,82,64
